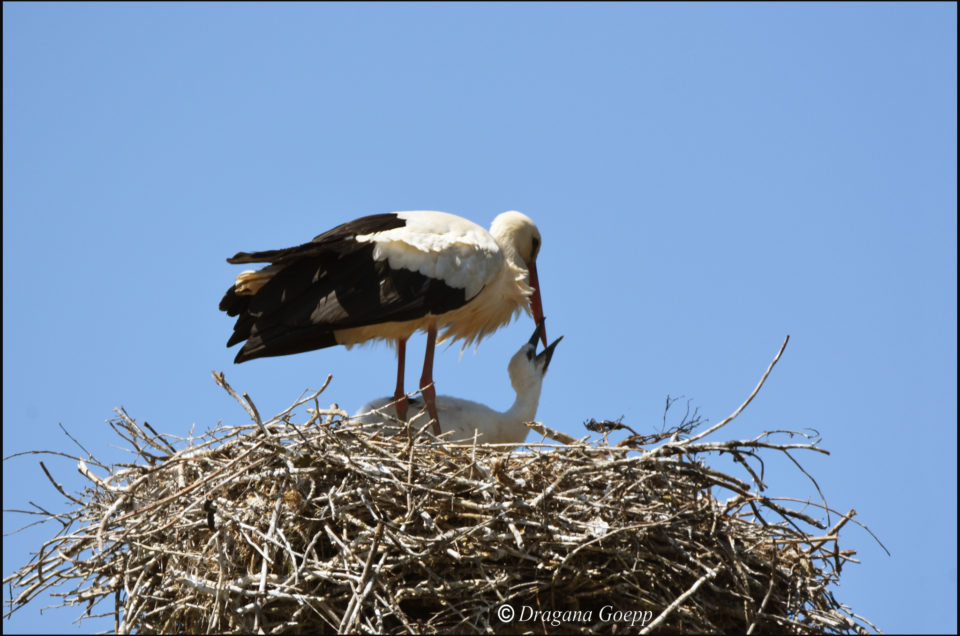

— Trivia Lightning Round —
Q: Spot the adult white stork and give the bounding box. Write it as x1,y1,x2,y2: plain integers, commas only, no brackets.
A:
354,323,562,448
219,210,547,433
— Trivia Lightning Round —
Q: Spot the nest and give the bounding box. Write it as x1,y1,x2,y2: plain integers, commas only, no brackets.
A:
4,337,879,633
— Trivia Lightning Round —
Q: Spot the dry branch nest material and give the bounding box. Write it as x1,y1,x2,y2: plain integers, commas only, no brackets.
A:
5,403,873,633
4,340,878,634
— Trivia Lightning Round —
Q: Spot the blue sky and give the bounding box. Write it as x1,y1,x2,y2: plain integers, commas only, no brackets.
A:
3,3,956,633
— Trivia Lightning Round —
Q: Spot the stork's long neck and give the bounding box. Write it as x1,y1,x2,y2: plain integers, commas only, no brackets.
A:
502,380,543,430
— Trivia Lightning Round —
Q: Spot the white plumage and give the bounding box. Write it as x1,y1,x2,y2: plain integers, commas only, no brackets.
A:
354,211,502,299
354,324,561,449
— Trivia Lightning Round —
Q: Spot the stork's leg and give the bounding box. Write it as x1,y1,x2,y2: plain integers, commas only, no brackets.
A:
419,323,442,435
394,337,408,421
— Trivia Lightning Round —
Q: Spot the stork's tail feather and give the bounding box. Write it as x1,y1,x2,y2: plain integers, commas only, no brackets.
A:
233,329,340,363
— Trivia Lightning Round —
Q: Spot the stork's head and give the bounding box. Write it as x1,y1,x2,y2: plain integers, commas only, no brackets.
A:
508,322,562,393
491,211,547,346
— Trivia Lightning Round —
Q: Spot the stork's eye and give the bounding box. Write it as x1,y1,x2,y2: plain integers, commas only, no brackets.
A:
525,348,534,361
531,236,540,258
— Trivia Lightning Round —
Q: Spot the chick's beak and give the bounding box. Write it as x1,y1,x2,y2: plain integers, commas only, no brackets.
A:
535,336,563,373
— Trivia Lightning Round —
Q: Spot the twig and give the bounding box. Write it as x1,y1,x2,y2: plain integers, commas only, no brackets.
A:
212,371,268,436
679,335,790,447
641,566,721,633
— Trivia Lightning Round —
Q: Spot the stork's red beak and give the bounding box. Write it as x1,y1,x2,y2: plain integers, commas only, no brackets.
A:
526,260,547,347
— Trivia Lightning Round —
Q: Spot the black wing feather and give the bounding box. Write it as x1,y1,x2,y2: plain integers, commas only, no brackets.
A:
220,213,471,363
226,213,404,264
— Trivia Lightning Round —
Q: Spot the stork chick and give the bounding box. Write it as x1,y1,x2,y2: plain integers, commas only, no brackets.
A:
355,323,561,449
